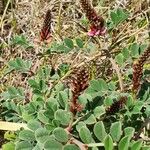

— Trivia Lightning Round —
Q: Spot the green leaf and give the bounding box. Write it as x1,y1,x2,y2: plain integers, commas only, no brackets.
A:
122,48,130,59
104,97,113,106
11,35,29,47
124,127,135,139
37,110,49,124
108,81,117,91
58,91,68,108
53,127,68,143
76,38,83,48
104,135,114,150
117,8,128,23
84,114,96,125
44,139,63,150
79,127,92,144
118,136,130,150
32,144,41,150
142,146,150,150
94,121,107,142
90,79,108,93
131,140,143,150
8,58,31,73
16,141,33,150
35,128,50,143
130,43,139,58
64,38,74,49
28,79,39,89
76,121,86,132
93,106,105,118
56,44,69,53
52,119,61,127
110,121,122,142
16,58,24,68
63,144,80,150
110,11,118,25
19,130,35,141
7,87,25,100
2,142,15,150
27,120,41,131
55,109,72,126
139,44,148,54
78,93,92,106
115,53,124,65
110,8,128,27
4,132,16,141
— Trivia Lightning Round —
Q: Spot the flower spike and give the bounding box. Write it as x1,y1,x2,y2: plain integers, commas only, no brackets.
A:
132,45,150,94
80,0,106,36
40,10,52,42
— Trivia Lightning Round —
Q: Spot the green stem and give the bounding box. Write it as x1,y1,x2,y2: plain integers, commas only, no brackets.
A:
87,142,117,147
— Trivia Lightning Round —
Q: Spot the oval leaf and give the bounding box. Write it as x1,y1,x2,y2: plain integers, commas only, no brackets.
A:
76,38,83,48
2,142,15,150
63,144,80,150
16,141,33,150
104,135,114,150
118,136,130,150
55,109,72,126
76,121,86,132
53,127,68,143
19,130,35,141
64,38,74,49
94,121,107,142
84,114,96,125
35,128,49,143
27,120,41,131
79,127,92,144
131,140,143,150
124,127,135,139
110,121,122,142
44,139,63,150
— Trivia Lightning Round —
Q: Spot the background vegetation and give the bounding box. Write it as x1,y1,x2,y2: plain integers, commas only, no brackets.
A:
0,0,150,150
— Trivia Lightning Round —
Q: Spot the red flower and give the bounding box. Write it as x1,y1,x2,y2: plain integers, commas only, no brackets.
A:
88,23,106,36
80,0,106,36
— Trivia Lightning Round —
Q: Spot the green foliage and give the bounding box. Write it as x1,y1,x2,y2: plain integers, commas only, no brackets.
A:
7,57,32,73
1,86,25,100
11,35,33,49
54,109,72,126
104,135,114,150
94,121,107,142
44,139,63,150
118,136,130,150
15,141,34,150
19,130,35,141
110,121,122,142
79,127,92,144
63,144,80,150
76,38,84,48
53,127,68,143
2,142,15,150
1,4,149,150
110,8,129,27
131,140,143,150
64,38,74,49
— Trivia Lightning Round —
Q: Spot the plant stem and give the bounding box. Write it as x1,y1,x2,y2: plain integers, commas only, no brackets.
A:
87,143,117,147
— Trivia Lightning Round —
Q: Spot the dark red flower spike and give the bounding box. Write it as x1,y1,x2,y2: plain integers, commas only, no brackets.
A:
80,0,106,36
40,10,52,42
67,67,90,115
132,45,150,94
106,96,127,115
